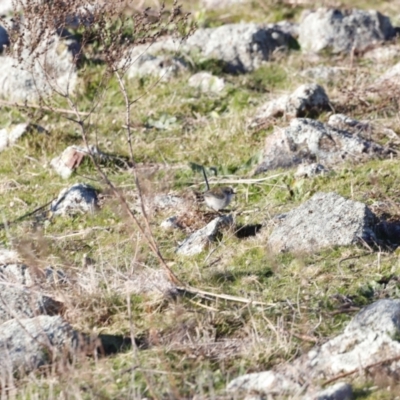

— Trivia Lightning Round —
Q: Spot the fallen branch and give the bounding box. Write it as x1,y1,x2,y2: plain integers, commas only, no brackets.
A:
0,99,91,116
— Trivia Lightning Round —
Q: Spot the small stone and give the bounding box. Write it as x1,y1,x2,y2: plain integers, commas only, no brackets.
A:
176,215,233,256
50,145,104,179
51,183,98,216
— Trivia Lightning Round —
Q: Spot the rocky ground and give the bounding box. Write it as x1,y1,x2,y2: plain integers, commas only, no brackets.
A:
2,0,400,398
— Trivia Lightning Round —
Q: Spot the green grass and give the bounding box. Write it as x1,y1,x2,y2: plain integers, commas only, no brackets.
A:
2,0,400,398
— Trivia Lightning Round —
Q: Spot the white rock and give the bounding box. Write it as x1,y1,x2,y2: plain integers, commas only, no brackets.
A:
188,72,225,93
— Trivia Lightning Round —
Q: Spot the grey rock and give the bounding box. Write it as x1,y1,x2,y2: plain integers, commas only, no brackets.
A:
0,316,77,377
227,370,302,396
327,114,371,137
125,268,177,296
374,61,400,89
267,20,299,38
0,248,19,264
300,66,344,83
153,194,184,210
0,263,36,286
299,8,395,54
176,215,233,256
188,72,225,93
186,23,290,73
251,84,330,126
304,383,353,400
51,183,98,216
125,53,187,81
255,118,385,174
268,192,377,253
295,163,329,178
229,299,400,397
0,25,79,101
200,0,247,9
364,45,400,63
160,216,180,230
0,282,62,324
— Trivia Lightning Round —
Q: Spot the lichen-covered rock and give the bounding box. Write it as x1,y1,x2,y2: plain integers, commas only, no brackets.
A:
51,183,98,216
0,316,77,377
185,23,290,73
0,282,62,324
228,299,400,398
255,118,385,174
251,84,330,126
0,25,79,101
176,215,233,256
299,8,395,54
300,66,344,83
268,192,377,253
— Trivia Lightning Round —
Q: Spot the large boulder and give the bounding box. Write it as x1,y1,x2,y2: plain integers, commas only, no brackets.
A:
255,118,385,174
185,23,290,73
228,299,400,398
268,192,377,253
0,316,77,378
299,8,395,54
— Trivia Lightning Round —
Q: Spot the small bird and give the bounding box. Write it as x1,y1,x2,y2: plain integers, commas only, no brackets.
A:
204,186,235,211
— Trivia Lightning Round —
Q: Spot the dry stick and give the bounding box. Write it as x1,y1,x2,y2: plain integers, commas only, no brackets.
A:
0,99,91,116
322,354,400,387
65,97,182,286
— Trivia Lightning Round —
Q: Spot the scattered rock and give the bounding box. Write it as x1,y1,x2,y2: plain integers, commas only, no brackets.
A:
161,216,180,230
300,66,344,83
176,214,233,256
0,315,77,377
303,383,353,400
200,0,247,9
299,8,395,54
188,72,225,93
51,183,98,216
374,61,400,90
363,45,400,63
255,118,385,174
153,194,185,210
328,113,400,144
50,145,104,179
185,23,290,73
0,123,44,152
125,268,177,296
0,248,19,264
125,54,187,81
268,192,377,253
0,280,62,324
229,299,400,398
0,26,79,101
251,84,330,126
295,163,329,178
